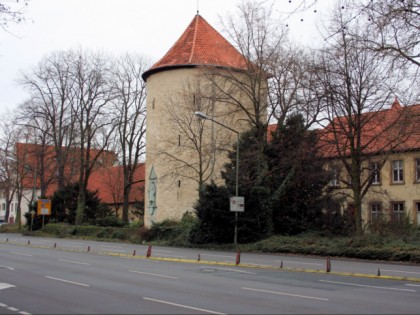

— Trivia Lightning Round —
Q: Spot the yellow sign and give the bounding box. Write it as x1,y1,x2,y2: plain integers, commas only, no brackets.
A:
37,199,51,216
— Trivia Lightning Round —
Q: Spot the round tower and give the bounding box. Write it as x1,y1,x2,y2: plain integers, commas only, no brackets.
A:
142,14,257,227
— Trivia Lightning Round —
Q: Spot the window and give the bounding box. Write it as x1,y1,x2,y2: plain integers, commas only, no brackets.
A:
370,203,382,222
392,202,405,223
392,160,404,183
329,165,339,187
415,159,420,182
369,162,381,185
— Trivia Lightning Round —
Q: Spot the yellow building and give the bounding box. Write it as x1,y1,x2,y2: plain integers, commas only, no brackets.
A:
319,99,420,229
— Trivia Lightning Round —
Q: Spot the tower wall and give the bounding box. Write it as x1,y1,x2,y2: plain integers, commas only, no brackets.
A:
144,67,256,227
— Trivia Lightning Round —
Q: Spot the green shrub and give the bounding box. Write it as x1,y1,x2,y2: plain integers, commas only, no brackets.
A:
96,216,125,227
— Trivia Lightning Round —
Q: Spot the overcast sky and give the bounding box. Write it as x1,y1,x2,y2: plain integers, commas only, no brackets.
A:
0,0,334,115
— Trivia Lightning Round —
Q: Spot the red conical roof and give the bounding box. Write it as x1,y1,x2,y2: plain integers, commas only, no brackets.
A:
142,14,248,81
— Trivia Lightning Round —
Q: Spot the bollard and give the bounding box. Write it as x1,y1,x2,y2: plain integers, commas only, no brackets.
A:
133,250,136,256
280,261,283,269
146,245,152,258
28,240,30,245
326,256,331,273
236,251,241,265
197,254,201,262
377,268,381,276
54,243,57,248
87,245,90,252
6,238,8,242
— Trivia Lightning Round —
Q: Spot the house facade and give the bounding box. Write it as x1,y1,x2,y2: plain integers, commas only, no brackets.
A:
319,99,420,229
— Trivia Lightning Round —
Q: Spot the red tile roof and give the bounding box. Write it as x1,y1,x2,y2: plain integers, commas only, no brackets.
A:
143,14,248,80
267,100,420,158
317,100,420,158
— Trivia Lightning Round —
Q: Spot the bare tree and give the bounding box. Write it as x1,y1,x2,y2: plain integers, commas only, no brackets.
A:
315,7,416,235
71,50,117,225
19,50,79,192
109,53,148,223
0,0,28,32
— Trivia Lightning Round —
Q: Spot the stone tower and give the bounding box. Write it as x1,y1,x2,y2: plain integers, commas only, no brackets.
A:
142,14,256,227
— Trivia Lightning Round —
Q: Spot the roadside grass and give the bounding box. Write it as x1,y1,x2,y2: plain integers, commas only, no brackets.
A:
2,221,420,263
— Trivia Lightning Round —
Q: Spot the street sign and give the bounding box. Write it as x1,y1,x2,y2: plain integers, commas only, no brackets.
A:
230,196,245,212
37,199,51,215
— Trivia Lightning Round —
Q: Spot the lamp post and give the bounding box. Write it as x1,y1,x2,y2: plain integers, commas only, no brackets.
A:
194,111,240,245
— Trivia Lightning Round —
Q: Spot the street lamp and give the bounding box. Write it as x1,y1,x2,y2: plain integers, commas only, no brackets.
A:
194,111,241,245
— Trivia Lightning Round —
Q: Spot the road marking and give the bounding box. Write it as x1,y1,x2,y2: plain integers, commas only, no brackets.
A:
405,284,420,287
202,267,256,275
0,265,15,270
0,303,7,307
242,287,329,301
7,307,19,312
19,312,31,315
58,259,90,265
128,270,178,279
10,252,32,257
275,260,323,266
319,280,416,292
45,276,90,287
382,269,420,275
0,283,16,290
142,297,225,314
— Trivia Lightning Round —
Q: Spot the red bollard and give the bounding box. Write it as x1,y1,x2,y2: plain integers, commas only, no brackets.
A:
133,250,136,256
197,254,201,262
236,251,241,265
326,256,331,272
146,245,152,258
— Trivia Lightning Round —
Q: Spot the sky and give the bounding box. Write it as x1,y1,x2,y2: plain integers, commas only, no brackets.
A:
0,0,334,115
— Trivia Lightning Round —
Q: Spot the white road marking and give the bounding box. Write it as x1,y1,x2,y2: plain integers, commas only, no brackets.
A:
142,297,225,314
319,280,416,292
10,252,32,257
0,265,15,270
242,287,329,301
405,284,420,287
0,283,16,290
19,312,31,315
381,269,420,275
128,270,178,279
203,267,257,275
275,260,323,266
45,276,90,287
58,259,90,265
7,307,19,312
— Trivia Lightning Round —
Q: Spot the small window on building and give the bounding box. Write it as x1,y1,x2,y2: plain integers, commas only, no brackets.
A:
329,165,339,187
178,180,181,188
178,135,181,146
392,201,405,223
370,203,381,222
392,160,404,183
415,159,420,182
369,162,381,185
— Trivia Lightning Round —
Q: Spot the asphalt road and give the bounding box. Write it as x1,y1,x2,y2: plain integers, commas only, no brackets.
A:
0,234,419,314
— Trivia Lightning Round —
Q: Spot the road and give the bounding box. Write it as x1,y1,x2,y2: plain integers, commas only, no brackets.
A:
0,234,419,314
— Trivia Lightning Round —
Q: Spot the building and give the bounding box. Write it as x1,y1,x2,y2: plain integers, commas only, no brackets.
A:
0,143,143,224
317,99,420,228
142,14,263,227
